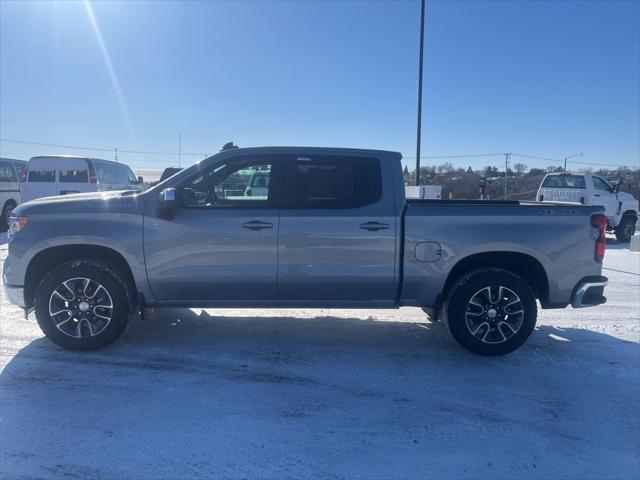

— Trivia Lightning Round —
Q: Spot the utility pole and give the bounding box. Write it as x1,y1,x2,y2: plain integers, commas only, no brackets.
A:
415,0,425,186
178,132,182,168
504,153,511,199
114,148,118,163
563,152,584,172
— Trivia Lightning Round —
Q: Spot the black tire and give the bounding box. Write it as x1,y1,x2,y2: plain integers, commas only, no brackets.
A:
35,259,130,351
1,201,16,232
614,216,636,243
442,268,537,356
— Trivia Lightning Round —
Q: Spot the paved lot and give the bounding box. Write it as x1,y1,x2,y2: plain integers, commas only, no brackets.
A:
1,237,639,479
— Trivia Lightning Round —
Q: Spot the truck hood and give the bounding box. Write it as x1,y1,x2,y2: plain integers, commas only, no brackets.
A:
13,190,146,216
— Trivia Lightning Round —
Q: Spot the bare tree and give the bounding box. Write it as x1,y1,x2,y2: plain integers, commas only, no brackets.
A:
513,163,528,175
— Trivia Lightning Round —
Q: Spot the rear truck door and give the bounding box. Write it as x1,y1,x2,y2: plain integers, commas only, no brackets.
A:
56,158,93,196
277,154,397,303
143,155,283,302
590,176,619,220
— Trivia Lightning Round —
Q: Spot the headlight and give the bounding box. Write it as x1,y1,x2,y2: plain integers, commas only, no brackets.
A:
7,215,27,242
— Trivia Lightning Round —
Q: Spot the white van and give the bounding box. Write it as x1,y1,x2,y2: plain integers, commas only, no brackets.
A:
536,172,639,242
21,156,145,203
0,158,27,231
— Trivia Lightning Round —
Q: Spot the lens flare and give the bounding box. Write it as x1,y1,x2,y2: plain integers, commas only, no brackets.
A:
82,0,136,141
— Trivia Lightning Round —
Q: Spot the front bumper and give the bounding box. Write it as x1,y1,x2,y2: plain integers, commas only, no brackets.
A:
3,283,25,308
571,276,608,308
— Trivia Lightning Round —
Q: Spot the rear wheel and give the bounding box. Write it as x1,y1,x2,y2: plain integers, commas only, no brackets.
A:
443,268,537,355
35,259,130,350
615,215,636,242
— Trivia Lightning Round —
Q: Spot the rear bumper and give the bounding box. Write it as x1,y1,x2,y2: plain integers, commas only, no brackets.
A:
2,283,25,308
571,276,608,308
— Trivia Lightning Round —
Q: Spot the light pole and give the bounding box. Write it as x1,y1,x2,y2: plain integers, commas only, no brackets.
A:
415,0,425,186
504,153,511,199
563,152,584,172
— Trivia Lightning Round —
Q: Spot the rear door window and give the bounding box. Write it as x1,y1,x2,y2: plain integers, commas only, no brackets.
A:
541,175,586,189
59,160,89,183
284,156,382,209
27,162,56,182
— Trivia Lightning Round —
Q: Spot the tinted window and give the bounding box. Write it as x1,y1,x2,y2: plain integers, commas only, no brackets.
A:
592,177,611,191
28,165,56,182
180,158,273,207
287,156,382,209
59,162,89,183
0,161,17,182
541,175,586,189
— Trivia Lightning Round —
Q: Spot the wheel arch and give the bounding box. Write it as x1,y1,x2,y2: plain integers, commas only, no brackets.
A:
621,209,638,220
442,251,549,306
24,244,138,309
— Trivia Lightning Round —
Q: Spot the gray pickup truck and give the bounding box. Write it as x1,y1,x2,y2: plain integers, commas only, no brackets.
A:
3,146,609,355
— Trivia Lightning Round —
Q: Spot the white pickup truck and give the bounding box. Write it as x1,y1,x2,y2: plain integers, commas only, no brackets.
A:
537,172,639,242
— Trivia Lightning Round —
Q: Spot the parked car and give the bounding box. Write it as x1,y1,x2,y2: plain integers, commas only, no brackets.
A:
536,172,639,242
0,158,27,231
4,146,609,355
405,185,442,199
244,169,270,198
20,155,145,203
147,167,184,187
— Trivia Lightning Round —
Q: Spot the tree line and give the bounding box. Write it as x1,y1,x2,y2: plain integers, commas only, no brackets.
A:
403,163,640,200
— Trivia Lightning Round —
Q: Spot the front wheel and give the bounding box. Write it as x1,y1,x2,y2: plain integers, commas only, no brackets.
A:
35,259,130,351
615,216,636,242
443,268,537,355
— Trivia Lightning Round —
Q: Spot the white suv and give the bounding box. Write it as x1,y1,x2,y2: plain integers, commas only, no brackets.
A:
537,172,639,242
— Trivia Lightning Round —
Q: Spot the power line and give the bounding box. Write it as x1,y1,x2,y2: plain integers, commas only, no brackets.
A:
0,137,208,157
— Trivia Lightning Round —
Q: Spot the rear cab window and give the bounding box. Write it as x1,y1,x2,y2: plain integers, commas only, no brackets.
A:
541,175,586,189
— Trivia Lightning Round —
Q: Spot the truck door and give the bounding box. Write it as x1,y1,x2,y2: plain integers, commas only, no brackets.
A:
277,155,397,303
143,155,283,302
591,176,619,219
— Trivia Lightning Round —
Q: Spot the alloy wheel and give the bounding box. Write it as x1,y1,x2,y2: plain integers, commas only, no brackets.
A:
465,285,524,344
48,277,113,338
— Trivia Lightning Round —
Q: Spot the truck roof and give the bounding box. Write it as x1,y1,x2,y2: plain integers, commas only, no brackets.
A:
212,146,403,160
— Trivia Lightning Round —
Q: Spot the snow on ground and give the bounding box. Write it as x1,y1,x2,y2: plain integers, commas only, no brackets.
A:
1,236,639,479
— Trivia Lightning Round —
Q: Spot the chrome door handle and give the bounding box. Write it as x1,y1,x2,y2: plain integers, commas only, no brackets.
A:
242,220,273,231
359,221,390,231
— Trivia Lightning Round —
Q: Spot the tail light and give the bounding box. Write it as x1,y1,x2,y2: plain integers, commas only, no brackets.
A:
591,214,607,261
20,167,28,182
87,161,97,184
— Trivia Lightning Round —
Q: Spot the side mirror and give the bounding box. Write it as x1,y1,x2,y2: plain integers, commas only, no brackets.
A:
157,188,178,220
159,187,177,206
137,176,144,184
614,183,620,193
